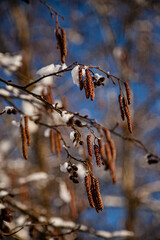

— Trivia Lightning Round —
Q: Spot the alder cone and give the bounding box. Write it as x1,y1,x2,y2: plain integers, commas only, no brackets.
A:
87,135,93,157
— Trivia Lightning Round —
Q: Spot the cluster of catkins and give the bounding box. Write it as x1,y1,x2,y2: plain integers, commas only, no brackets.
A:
86,129,116,184
55,27,67,63
50,129,62,158
67,164,79,183
118,82,132,133
78,67,105,101
85,174,103,213
20,116,31,160
84,128,116,212
0,205,13,238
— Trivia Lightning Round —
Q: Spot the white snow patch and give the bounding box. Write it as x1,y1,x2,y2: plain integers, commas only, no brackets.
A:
44,128,50,137
77,163,86,179
71,65,79,87
70,131,75,141
59,181,71,203
19,172,48,184
0,89,10,96
36,64,61,76
0,190,9,197
61,111,73,122
61,63,67,70
60,162,68,173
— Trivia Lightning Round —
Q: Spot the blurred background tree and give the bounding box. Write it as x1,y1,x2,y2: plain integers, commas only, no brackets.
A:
0,0,160,239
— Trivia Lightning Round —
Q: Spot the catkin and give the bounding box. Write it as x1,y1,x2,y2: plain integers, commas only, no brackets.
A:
94,144,101,167
85,175,95,208
118,94,125,120
85,69,95,100
98,138,105,164
61,28,67,57
87,135,93,157
124,82,131,105
103,128,111,141
84,79,90,99
24,116,31,146
123,97,132,133
105,142,112,163
55,28,61,50
50,129,55,154
54,133,60,158
108,138,116,161
79,67,83,90
20,123,28,160
94,178,103,211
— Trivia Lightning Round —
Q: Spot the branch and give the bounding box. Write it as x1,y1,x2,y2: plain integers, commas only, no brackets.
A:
3,196,134,239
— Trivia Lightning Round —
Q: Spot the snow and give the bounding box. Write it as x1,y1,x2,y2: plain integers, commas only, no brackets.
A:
0,139,11,154
95,73,103,80
60,162,68,173
0,89,10,96
0,52,22,75
44,128,50,137
61,111,73,122
22,101,36,116
28,119,38,133
6,85,19,95
59,181,71,203
71,65,79,87
49,217,75,228
19,172,48,184
76,163,86,179
0,190,9,197
61,63,67,70
70,131,75,141
41,76,53,85
36,64,61,76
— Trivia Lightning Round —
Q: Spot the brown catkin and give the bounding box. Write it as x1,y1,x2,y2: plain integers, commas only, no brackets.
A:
20,123,28,160
85,175,95,208
55,28,62,50
105,142,112,163
84,79,90,99
103,128,111,141
85,69,95,100
124,82,131,105
118,94,125,121
108,138,116,161
87,135,93,157
90,76,95,101
123,97,132,133
24,116,31,146
50,129,55,154
79,67,83,90
61,28,67,57
87,155,93,171
98,138,105,164
54,133,60,158
94,178,103,211
94,144,101,167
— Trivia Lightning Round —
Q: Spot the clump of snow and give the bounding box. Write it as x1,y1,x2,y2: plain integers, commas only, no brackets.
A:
60,162,68,173
6,85,19,96
0,89,10,97
77,163,86,179
19,172,48,184
44,128,50,138
36,64,61,76
61,111,73,122
70,131,75,141
95,73,103,80
0,190,9,197
41,76,53,85
0,139,12,154
49,217,75,228
22,101,37,116
12,120,20,127
0,203,5,209
28,119,38,134
0,53,22,75
59,181,71,203
71,65,79,87
61,63,67,70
